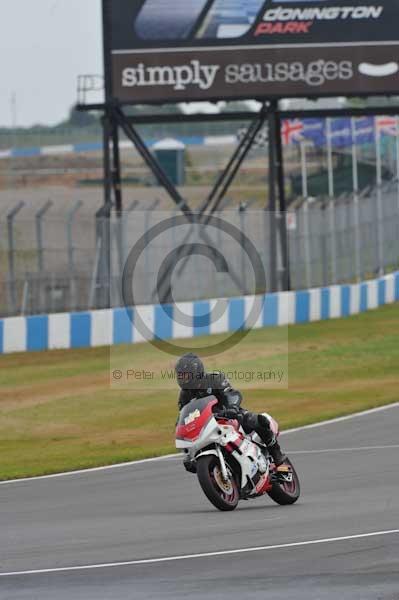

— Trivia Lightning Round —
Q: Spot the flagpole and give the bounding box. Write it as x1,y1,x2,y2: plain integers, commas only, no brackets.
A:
326,118,334,197
375,117,384,276
396,116,399,214
325,119,337,284
300,140,308,198
300,140,311,288
351,118,361,282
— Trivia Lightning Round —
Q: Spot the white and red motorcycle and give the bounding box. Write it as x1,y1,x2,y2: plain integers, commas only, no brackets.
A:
176,396,300,511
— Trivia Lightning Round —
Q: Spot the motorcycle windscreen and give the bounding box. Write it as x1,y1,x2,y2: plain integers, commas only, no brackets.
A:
135,0,210,40
196,0,265,39
177,396,217,427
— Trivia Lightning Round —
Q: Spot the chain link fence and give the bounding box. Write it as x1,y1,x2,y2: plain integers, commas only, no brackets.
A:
1,185,398,318
289,180,399,289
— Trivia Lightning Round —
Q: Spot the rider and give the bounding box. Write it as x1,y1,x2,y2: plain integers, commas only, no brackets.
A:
175,353,287,472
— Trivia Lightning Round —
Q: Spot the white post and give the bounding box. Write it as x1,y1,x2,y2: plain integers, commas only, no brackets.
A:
20,280,29,316
326,118,334,198
326,118,337,284
300,141,308,199
375,118,384,275
300,140,311,288
329,198,337,285
396,116,399,213
351,118,361,281
89,238,102,309
302,200,311,289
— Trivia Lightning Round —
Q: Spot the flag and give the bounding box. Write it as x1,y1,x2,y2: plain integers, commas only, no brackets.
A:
352,117,374,145
376,116,397,136
301,118,325,146
244,115,395,150
281,119,305,145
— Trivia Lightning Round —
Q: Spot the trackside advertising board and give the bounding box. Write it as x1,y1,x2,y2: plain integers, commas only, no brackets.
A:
108,0,399,103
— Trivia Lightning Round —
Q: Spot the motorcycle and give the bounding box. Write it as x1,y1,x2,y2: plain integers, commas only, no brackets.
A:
175,395,300,511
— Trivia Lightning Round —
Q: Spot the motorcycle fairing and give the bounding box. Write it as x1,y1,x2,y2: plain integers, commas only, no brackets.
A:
176,397,218,443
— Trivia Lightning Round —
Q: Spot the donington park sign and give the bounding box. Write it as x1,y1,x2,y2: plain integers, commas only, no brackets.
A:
108,0,399,103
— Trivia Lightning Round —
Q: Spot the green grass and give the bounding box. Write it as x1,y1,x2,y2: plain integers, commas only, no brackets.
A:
0,303,398,480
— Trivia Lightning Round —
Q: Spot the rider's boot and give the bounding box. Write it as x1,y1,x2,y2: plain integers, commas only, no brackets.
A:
267,438,287,467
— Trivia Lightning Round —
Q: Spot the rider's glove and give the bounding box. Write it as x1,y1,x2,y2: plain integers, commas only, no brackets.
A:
224,407,240,419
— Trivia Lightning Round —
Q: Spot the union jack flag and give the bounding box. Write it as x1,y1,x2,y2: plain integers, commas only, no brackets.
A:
281,119,304,145
375,116,398,136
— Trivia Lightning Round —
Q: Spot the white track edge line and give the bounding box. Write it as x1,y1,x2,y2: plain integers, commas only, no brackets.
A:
280,401,399,435
1,529,398,577
289,444,399,455
0,454,178,486
1,401,398,486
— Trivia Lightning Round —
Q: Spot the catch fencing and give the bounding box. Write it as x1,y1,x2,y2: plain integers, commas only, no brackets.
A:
1,183,399,318
289,180,399,290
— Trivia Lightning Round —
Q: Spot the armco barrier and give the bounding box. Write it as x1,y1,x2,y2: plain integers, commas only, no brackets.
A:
0,272,398,355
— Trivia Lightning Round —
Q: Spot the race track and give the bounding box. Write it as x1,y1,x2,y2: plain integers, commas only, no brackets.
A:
1,404,399,599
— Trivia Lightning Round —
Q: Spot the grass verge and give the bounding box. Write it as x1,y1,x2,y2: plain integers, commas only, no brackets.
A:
0,303,398,480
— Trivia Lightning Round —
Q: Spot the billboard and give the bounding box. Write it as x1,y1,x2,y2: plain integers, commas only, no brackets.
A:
108,0,399,103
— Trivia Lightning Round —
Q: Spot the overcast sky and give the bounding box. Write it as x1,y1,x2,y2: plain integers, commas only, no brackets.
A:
0,0,103,127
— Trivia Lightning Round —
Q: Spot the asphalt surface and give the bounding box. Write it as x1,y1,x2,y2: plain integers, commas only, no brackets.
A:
1,404,399,599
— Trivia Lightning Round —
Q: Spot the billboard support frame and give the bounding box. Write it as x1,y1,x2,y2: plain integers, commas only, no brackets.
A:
96,0,114,309
89,97,289,295
109,102,280,298
267,102,278,292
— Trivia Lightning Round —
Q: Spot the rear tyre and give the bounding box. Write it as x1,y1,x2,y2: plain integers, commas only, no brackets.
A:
196,455,239,511
267,458,300,505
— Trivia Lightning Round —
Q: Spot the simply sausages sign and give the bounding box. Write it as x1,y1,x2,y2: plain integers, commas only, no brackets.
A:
107,0,399,102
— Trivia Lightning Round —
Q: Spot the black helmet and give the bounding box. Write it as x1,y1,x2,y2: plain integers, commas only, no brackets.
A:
175,353,204,389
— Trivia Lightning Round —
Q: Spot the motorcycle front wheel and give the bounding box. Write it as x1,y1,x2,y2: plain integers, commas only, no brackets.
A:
196,455,239,511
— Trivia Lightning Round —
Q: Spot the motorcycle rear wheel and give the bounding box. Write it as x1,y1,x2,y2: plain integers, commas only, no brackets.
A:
197,455,239,511
267,458,300,505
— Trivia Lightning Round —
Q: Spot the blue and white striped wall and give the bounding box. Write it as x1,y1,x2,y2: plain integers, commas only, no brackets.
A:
0,135,236,161
0,272,398,354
